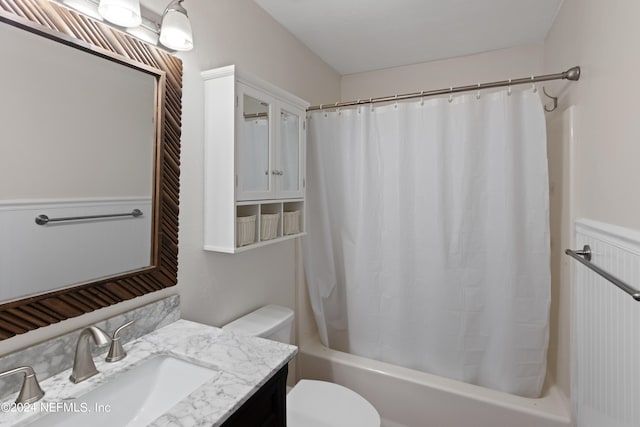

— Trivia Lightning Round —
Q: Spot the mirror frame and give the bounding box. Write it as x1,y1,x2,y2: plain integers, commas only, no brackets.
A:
0,0,181,340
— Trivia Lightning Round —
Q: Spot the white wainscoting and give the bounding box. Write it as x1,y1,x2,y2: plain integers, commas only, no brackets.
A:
0,198,152,302
573,219,640,427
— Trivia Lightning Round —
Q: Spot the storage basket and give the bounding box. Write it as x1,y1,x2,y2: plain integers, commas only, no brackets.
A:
260,213,280,241
236,215,256,247
283,210,301,235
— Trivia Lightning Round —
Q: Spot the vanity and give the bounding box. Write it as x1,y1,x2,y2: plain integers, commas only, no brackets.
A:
0,300,296,427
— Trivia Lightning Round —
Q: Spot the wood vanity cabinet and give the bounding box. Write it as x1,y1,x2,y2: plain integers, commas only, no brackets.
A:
202,65,309,253
221,365,288,427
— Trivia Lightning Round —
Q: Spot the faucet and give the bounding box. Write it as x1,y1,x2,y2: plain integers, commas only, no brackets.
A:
105,320,135,362
0,366,45,404
69,326,110,384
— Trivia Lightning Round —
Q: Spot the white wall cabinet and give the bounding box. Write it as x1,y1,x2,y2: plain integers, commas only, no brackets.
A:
202,65,309,253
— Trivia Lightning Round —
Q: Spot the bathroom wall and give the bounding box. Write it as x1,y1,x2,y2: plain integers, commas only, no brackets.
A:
544,0,640,231
340,44,544,101
542,0,640,409
0,0,340,357
174,0,340,328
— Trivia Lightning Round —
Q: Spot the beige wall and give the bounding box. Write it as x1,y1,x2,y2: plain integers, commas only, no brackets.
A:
544,0,640,230
341,44,544,101
545,0,640,229
175,0,340,330
543,0,640,404
0,0,340,356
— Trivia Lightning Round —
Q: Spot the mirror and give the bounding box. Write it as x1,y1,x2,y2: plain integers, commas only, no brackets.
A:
239,93,270,193
0,21,157,303
280,109,300,192
0,1,182,340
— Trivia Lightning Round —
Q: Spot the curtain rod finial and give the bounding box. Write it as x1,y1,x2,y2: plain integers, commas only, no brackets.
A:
565,66,581,81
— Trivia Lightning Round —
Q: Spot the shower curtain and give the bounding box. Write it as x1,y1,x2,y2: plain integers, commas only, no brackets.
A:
302,88,551,398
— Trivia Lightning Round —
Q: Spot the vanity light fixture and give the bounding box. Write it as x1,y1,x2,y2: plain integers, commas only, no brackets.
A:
159,0,193,51
98,0,141,28
56,0,194,52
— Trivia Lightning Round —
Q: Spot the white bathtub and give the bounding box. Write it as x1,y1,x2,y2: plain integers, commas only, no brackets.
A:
296,335,571,427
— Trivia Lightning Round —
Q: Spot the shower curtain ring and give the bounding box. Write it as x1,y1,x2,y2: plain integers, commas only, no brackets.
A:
531,76,538,93
508,79,512,96
476,83,481,100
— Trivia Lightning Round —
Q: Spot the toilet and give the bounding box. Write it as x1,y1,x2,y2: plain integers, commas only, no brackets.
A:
222,305,381,427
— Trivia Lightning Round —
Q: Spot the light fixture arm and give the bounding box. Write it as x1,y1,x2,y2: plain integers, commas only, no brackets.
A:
163,0,188,18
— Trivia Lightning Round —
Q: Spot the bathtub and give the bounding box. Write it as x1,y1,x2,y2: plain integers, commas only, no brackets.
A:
296,335,571,427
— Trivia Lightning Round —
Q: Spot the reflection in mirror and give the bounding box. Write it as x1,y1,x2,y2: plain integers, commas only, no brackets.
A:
239,94,269,193
280,110,300,192
0,19,158,303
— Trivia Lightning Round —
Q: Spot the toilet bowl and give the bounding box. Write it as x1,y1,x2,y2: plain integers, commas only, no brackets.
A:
222,305,380,427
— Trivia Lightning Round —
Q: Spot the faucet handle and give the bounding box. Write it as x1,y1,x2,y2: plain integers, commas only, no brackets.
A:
0,366,45,404
105,320,135,362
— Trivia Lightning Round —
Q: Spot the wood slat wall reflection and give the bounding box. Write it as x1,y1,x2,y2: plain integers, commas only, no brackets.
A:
0,0,181,339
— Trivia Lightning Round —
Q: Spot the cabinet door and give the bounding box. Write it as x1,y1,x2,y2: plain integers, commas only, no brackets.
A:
237,84,272,201
276,105,305,199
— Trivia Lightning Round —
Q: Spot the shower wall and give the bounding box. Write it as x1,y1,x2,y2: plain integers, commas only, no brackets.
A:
340,44,544,101
544,0,640,232
543,0,640,420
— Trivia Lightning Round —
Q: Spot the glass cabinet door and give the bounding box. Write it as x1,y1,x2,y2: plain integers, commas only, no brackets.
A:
237,92,270,198
278,108,303,196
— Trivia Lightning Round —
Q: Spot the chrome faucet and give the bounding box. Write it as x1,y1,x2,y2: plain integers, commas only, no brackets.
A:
70,326,110,384
105,320,135,362
0,366,45,404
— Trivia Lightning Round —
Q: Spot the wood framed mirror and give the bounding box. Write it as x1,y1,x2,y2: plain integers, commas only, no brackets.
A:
0,0,181,339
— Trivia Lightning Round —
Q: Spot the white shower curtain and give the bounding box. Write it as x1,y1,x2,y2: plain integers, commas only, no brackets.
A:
302,88,551,398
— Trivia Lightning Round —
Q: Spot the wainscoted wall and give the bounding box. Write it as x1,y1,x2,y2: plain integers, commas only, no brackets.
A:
0,198,152,302
573,219,640,427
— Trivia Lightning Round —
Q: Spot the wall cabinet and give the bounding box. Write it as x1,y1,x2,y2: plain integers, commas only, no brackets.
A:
202,65,309,253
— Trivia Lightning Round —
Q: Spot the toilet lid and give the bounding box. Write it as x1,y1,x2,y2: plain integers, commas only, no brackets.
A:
287,380,380,427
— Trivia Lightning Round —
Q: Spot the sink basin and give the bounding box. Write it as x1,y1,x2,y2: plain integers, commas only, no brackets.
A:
27,355,218,427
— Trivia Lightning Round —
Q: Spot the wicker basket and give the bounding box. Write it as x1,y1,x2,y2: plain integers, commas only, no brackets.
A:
260,213,280,241
283,210,301,235
236,215,256,247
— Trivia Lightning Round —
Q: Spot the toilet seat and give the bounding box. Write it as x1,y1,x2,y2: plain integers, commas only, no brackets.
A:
287,380,380,427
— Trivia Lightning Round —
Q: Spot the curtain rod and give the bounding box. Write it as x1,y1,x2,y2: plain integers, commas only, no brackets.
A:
307,66,581,112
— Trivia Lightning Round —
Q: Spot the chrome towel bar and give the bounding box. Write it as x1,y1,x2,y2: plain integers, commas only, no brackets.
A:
566,245,640,301
35,209,143,225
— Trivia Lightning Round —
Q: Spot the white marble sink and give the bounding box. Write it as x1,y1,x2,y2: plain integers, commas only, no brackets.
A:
26,355,218,427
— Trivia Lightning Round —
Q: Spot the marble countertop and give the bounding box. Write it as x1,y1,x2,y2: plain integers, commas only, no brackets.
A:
0,320,297,427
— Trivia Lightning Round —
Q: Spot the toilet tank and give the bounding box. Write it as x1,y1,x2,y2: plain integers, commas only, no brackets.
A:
222,305,294,344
